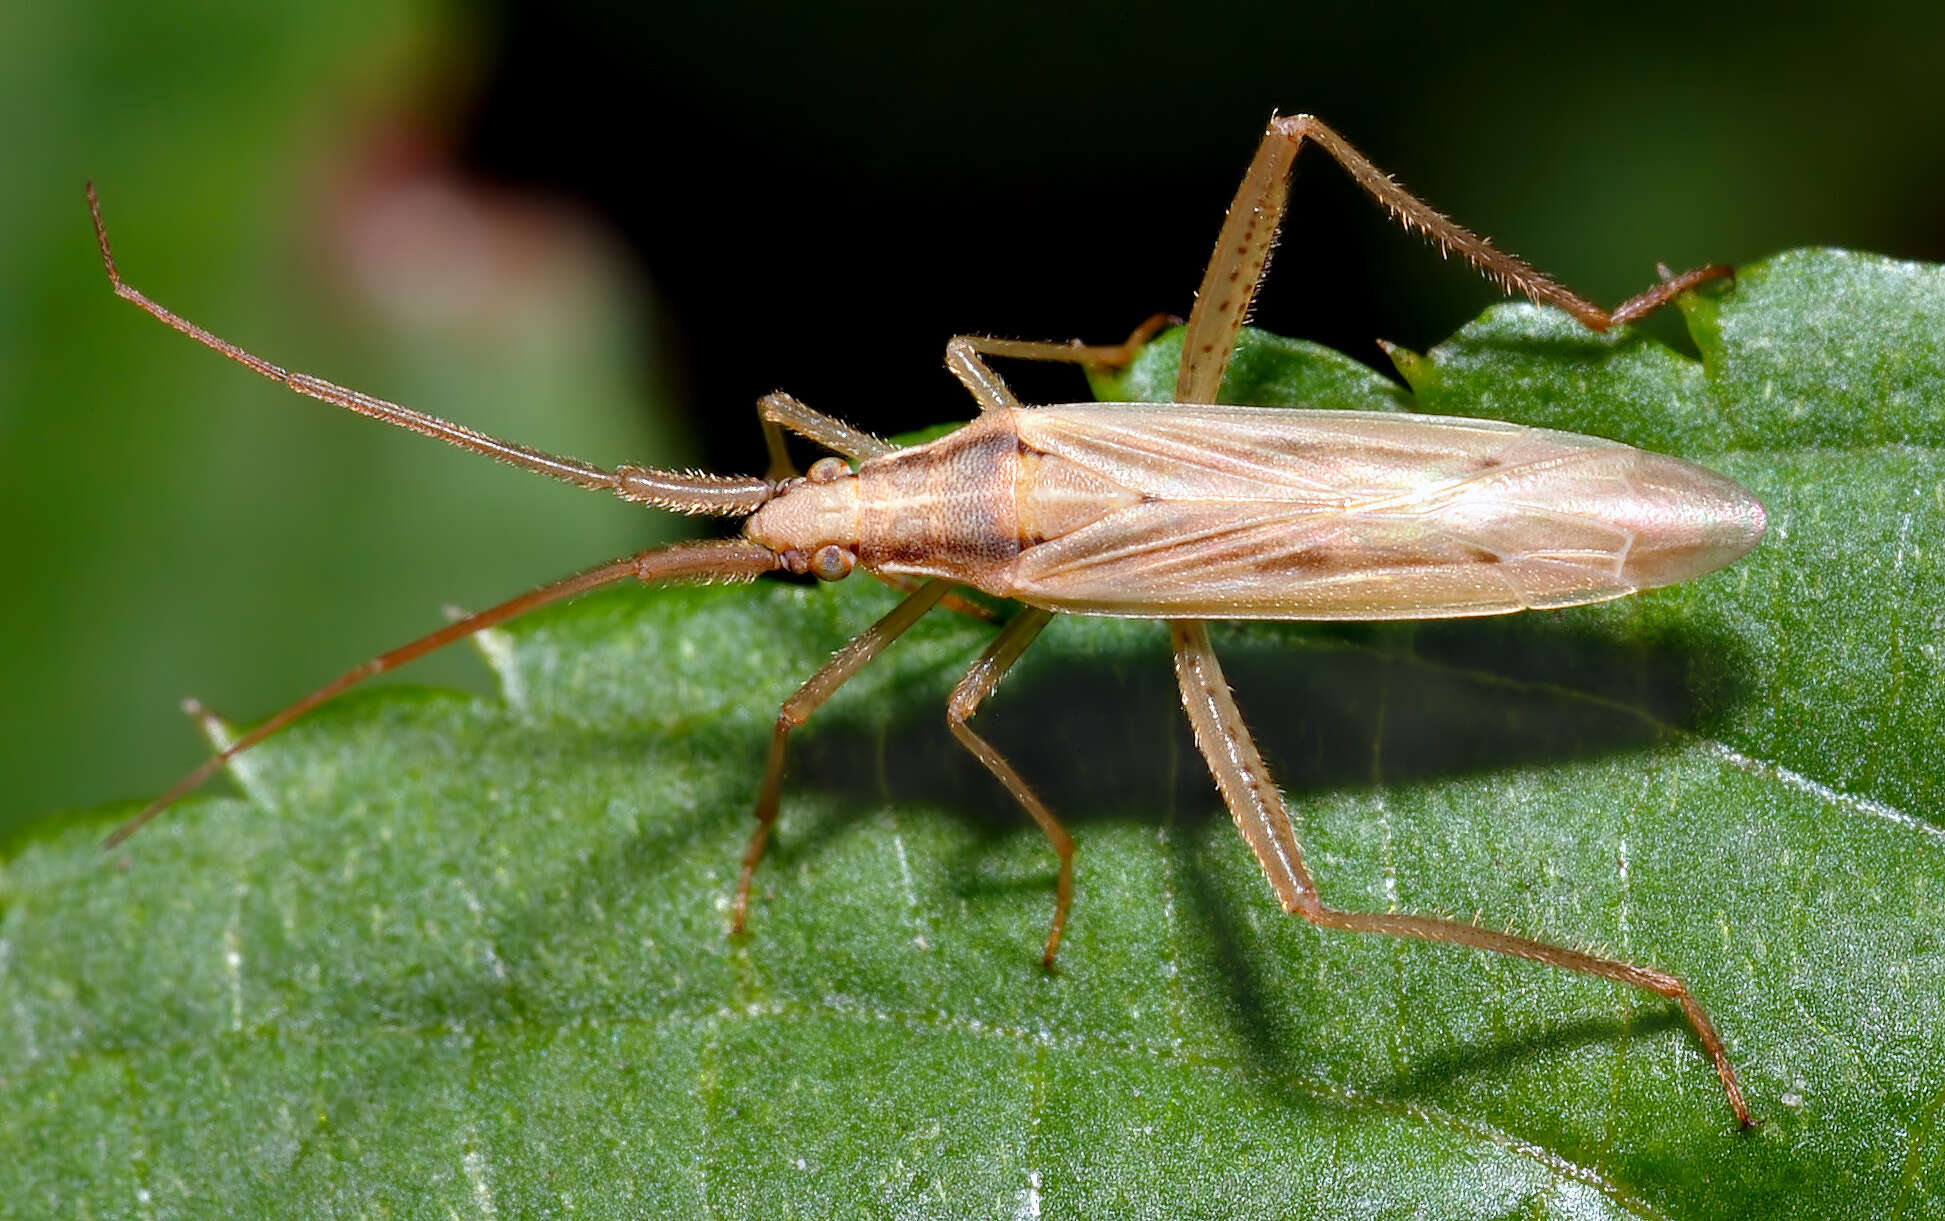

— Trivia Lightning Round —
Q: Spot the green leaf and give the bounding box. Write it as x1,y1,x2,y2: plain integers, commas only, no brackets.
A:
6,249,1942,1217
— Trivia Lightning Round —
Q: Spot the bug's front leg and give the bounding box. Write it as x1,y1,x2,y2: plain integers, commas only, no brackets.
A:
734,579,950,932
1175,114,1733,405
1166,620,1753,1129
756,391,892,476
944,606,1073,967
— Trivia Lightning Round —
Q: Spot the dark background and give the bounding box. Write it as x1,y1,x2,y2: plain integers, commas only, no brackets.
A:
466,0,1945,470
8,0,1944,832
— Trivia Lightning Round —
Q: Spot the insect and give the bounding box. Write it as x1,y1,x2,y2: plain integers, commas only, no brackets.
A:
90,114,1765,1127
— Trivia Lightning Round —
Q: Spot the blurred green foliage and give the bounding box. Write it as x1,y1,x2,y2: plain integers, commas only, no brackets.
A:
1,1,686,831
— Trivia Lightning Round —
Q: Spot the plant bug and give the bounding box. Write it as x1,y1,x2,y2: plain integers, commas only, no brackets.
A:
89,113,1764,1127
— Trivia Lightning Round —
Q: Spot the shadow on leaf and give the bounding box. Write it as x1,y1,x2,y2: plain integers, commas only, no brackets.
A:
789,614,1749,834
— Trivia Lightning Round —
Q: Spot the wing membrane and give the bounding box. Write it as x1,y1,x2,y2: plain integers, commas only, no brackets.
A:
1014,402,1537,505
1005,404,1645,619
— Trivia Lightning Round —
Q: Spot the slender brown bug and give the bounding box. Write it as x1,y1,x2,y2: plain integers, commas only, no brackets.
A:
90,114,1764,1127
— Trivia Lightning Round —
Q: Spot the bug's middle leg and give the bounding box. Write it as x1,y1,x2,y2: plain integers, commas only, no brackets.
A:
943,314,1176,414
944,606,1073,967
952,314,1177,373
1166,619,1752,1128
733,579,950,933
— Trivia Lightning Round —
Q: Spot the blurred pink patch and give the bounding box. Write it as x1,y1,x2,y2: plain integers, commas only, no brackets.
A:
318,129,624,344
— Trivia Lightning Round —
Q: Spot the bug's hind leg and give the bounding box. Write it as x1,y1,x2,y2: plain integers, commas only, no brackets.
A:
1609,262,1738,327
944,607,1074,967
1175,113,1732,405
1166,620,1753,1128
734,580,950,933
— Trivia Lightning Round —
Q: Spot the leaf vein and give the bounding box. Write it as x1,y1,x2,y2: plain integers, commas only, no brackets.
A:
1693,737,1942,843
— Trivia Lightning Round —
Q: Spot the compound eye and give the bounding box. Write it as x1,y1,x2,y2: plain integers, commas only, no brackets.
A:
807,457,850,484
809,544,855,582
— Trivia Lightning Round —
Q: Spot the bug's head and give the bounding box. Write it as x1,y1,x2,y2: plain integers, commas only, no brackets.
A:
744,457,863,578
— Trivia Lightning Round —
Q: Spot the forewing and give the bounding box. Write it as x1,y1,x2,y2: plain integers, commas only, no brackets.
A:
1013,402,1533,505
1006,404,1645,619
